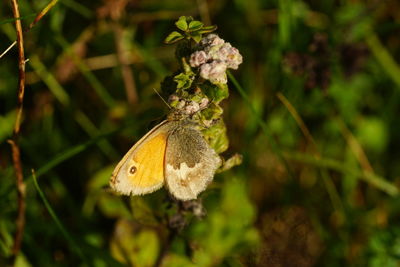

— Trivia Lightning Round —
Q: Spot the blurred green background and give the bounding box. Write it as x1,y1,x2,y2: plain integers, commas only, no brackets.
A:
2,0,400,266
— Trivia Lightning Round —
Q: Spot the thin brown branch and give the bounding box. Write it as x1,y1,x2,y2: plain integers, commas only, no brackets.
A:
276,92,319,155
7,140,26,257
9,0,27,261
27,0,58,31
335,117,374,172
12,1,26,136
1,0,59,59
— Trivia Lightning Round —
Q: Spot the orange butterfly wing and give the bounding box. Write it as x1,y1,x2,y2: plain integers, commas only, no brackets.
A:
110,122,170,195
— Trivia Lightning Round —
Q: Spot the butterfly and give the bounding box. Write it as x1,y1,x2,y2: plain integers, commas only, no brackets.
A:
110,118,221,200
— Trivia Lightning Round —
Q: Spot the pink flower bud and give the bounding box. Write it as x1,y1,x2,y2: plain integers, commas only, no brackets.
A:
192,34,242,84
200,63,212,80
184,101,200,115
226,47,243,69
189,51,208,67
168,94,179,104
200,34,225,48
200,61,227,84
216,43,232,62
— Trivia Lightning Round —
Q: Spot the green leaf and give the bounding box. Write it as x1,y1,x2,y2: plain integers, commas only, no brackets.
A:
164,31,184,44
202,119,229,153
191,32,202,43
188,20,204,31
201,103,223,121
175,16,188,31
198,25,217,34
173,73,194,89
201,82,229,103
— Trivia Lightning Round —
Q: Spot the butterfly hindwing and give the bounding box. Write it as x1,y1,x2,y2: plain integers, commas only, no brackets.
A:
164,122,221,200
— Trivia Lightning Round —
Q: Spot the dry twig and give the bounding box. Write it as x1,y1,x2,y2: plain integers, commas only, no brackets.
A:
0,0,59,59
9,0,27,260
7,1,60,259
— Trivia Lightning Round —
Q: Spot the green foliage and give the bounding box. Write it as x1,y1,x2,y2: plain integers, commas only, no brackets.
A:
189,178,259,266
165,16,217,44
110,220,160,266
173,72,194,90
202,82,229,104
0,110,16,143
356,117,388,153
161,177,258,266
366,229,400,267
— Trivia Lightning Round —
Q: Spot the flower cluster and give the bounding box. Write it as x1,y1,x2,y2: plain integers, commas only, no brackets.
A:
168,94,209,116
189,34,243,84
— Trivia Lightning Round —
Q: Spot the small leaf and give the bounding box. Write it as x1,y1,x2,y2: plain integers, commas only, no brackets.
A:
174,73,194,89
201,82,229,103
181,57,192,74
164,31,184,44
188,20,204,31
191,33,202,43
175,16,188,31
217,153,243,173
202,119,229,153
199,25,217,34
201,103,223,122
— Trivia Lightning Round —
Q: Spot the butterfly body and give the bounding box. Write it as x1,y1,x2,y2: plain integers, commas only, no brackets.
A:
110,119,221,200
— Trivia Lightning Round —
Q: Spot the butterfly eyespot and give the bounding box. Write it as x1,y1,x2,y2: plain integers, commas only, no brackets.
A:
129,166,137,174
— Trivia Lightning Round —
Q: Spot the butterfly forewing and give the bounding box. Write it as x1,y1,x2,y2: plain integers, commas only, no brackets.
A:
110,121,170,195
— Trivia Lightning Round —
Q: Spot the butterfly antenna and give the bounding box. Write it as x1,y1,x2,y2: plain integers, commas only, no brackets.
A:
153,88,171,109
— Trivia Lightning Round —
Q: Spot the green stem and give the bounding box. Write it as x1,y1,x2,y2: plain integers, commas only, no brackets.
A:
366,33,400,88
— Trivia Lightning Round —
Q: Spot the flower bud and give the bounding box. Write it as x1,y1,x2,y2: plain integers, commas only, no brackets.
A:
168,94,179,104
189,51,208,67
200,61,227,84
190,34,242,84
184,101,200,115
200,34,225,48
226,47,243,70
200,63,212,80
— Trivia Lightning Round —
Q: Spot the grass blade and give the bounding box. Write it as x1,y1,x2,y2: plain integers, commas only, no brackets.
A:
32,170,89,264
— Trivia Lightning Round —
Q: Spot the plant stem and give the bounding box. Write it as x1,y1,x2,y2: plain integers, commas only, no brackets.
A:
9,0,26,261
